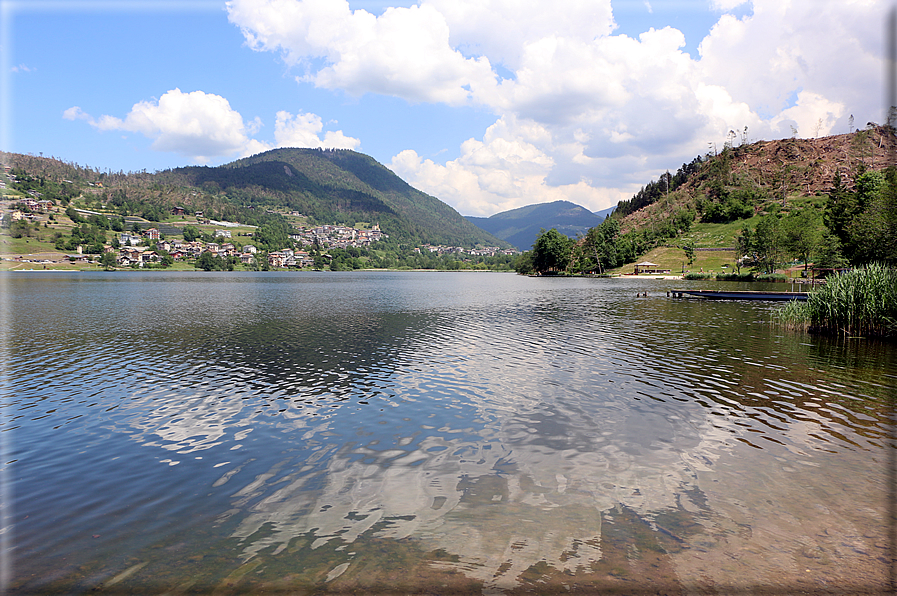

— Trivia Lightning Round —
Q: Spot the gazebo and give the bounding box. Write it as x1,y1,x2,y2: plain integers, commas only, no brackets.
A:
633,261,660,274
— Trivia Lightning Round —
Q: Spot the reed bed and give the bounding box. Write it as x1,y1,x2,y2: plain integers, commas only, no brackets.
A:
778,263,897,338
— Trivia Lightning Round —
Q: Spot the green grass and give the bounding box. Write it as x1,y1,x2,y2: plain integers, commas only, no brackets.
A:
678,195,826,249
0,233,60,255
778,263,897,338
611,246,738,275
679,216,761,248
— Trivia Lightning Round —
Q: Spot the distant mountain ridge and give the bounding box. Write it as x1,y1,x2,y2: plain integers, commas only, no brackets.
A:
466,200,613,250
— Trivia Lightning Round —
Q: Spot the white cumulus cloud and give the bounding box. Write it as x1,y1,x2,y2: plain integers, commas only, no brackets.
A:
227,0,887,214
274,110,361,149
82,89,269,163
226,0,498,105
63,106,91,121
391,117,621,216
66,89,362,163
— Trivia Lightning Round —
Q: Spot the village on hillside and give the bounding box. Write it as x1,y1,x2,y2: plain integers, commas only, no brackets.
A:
2,190,516,269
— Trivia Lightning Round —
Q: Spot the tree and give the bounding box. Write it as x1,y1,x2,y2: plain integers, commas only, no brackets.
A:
847,170,897,265
734,224,755,272
514,251,534,275
577,217,620,274
813,230,848,269
781,209,821,272
531,228,573,275
182,225,201,242
825,169,896,265
195,251,226,271
683,242,696,267
65,206,84,224
824,172,856,250
752,215,783,273
100,251,117,270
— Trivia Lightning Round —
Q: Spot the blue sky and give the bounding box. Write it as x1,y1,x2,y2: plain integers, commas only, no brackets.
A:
2,0,889,216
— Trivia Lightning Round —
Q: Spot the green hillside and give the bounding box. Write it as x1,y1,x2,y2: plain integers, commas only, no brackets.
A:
156,148,505,247
519,126,897,275
2,148,507,248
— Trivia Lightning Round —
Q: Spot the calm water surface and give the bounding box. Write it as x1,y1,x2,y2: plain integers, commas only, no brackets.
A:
3,271,896,594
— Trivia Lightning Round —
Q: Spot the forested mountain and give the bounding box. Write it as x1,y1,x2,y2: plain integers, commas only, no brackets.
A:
465,200,607,250
2,148,507,248
155,148,505,247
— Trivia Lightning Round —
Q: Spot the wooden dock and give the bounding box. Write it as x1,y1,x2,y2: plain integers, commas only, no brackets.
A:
671,289,809,301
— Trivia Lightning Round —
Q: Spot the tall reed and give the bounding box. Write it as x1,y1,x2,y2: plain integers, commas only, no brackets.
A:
778,263,897,337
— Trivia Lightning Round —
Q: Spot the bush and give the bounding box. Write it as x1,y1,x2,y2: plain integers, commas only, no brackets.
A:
755,273,788,282
683,272,713,280
715,272,755,281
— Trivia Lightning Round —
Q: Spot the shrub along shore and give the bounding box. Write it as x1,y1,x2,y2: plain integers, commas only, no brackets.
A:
778,263,897,338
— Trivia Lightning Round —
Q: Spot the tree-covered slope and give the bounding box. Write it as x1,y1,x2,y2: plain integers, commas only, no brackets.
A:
158,148,506,247
466,200,607,250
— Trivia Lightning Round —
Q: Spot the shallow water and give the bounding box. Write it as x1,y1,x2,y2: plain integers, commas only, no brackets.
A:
3,271,895,594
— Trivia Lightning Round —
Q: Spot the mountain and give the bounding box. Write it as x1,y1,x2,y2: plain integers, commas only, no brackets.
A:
465,200,610,250
153,148,507,247
3,148,508,248
594,206,616,220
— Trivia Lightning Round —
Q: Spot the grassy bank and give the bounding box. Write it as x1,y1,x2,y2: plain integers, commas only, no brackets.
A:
778,263,897,338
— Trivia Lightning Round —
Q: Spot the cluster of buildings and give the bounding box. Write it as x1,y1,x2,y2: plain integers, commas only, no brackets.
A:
112,229,319,268
289,224,387,248
0,167,9,191
10,197,56,222
418,244,518,257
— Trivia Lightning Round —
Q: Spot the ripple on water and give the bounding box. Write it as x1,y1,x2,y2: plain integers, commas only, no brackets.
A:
6,272,895,593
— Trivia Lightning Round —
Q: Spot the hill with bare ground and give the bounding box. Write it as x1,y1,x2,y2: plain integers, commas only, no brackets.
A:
617,125,896,236
518,126,897,275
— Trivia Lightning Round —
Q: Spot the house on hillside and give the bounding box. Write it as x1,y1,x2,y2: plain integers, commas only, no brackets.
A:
268,251,287,268
120,233,141,246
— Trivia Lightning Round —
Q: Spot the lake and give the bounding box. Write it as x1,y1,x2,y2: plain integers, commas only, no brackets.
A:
4,271,895,594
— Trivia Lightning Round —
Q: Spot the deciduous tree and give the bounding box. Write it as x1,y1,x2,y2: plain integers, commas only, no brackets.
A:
531,228,573,275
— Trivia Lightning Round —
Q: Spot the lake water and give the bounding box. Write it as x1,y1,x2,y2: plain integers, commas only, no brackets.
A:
3,271,896,594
